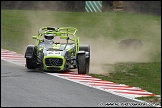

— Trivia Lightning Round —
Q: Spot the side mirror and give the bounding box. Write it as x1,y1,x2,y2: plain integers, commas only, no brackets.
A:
32,36,37,39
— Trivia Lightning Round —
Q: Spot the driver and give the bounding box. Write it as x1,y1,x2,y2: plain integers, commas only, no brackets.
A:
44,34,54,42
38,34,55,50
37,33,55,62
42,33,55,44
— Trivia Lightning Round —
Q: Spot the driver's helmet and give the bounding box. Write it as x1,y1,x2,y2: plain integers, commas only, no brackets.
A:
44,34,54,40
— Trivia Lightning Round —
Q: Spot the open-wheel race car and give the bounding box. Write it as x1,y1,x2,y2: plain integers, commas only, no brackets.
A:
25,27,90,74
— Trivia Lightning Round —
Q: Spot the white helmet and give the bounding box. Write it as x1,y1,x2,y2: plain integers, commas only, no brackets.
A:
44,34,54,40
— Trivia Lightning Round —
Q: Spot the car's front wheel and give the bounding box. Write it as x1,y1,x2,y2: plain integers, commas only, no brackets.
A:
25,45,37,69
77,53,86,74
26,59,37,69
77,45,90,74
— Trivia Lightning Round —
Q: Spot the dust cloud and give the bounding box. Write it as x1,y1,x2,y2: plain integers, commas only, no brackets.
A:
21,2,160,75
21,3,62,54
80,36,159,75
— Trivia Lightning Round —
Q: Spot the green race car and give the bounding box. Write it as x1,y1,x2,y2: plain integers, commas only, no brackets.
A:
25,27,90,74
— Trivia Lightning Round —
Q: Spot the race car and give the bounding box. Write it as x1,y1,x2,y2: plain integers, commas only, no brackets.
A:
25,27,90,74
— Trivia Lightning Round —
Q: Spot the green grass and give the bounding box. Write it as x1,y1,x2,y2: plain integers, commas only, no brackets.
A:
1,9,161,101
89,62,161,95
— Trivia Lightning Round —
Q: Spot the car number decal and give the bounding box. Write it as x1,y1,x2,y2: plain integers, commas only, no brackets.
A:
47,51,61,56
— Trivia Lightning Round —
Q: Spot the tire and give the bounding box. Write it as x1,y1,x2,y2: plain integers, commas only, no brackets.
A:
77,53,87,74
77,45,90,74
79,45,90,73
25,45,37,69
26,59,37,69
